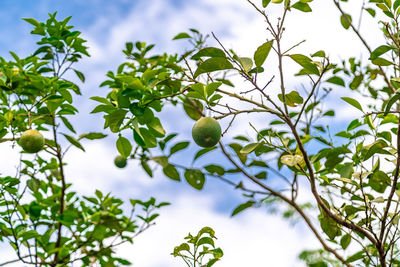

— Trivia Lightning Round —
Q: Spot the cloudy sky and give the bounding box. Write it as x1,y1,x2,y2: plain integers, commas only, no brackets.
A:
0,0,385,266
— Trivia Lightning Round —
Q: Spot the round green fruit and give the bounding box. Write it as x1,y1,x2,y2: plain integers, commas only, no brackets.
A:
192,117,221,148
114,155,127,168
19,129,45,153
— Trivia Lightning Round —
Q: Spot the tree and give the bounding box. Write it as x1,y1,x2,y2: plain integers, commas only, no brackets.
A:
0,14,168,266
92,0,400,266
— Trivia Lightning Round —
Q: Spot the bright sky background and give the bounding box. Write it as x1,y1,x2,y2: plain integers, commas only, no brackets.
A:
0,0,386,266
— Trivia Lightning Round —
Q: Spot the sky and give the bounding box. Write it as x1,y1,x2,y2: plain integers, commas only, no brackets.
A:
0,0,386,266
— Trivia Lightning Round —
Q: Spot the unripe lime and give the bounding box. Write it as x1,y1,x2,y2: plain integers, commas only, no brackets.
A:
19,129,45,153
114,155,127,168
192,117,221,148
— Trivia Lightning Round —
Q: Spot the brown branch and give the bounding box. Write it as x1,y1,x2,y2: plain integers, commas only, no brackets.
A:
214,108,268,120
216,88,284,119
294,61,329,127
218,142,352,267
51,114,67,266
332,0,395,94
286,119,378,246
378,109,400,265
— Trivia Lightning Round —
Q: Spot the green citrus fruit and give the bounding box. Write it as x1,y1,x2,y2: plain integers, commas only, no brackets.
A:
114,155,127,168
19,129,45,153
192,117,221,148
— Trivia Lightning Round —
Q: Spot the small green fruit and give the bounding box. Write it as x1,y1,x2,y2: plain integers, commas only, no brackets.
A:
192,117,221,148
19,129,45,153
114,155,127,168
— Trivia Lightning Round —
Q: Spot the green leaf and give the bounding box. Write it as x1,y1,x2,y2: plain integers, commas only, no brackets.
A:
278,91,304,107
206,82,222,98
262,0,272,7
194,58,234,78
170,141,190,156
370,45,392,60
254,40,273,67
191,47,226,60
311,50,326,58
163,164,180,181
281,154,303,167
231,201,255,216
371,57,392,66
292,2,312,12
340,13,352,30
114,258,132,266
62,134,85,151
326,76,345,87
319,210,341,240
366,8,376,17
152,156,169,168
73,69,85,82
148,117,165,137
346,251,364,263
173,32,191,40
349,74,363,90
116,136,132,158
139,127,157,148
369,171,390,193
341,97,363,112
21,230,39,241
194,147,217,162
22,18,40,26
183,97,203,120
79,132,107,140
141,160,153,177
239,57,253,72
60,116,76,134
255,171,267,179
105,109,128,133
184,169,205,190
229,143,247,164
394,0,400,10
385,94,400,115
289,54,319,75
240,142,262,154
340,234,351,249
204,164,225,176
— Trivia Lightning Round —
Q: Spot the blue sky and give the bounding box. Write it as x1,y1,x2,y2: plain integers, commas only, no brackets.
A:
0,0,383,266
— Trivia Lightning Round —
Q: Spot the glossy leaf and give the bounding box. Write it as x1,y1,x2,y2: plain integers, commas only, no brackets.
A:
289,54,319,75
163,164,180,181
184,169,205,190
191,47,226,60
231,201,255,216
116,136,132,158
193,58,234,78
340,13,352,29
254,40,273,67
341,97,363,112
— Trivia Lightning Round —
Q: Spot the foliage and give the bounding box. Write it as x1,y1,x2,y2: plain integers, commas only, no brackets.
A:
92,0,400,266
0,13,168,266
172,226,223,267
